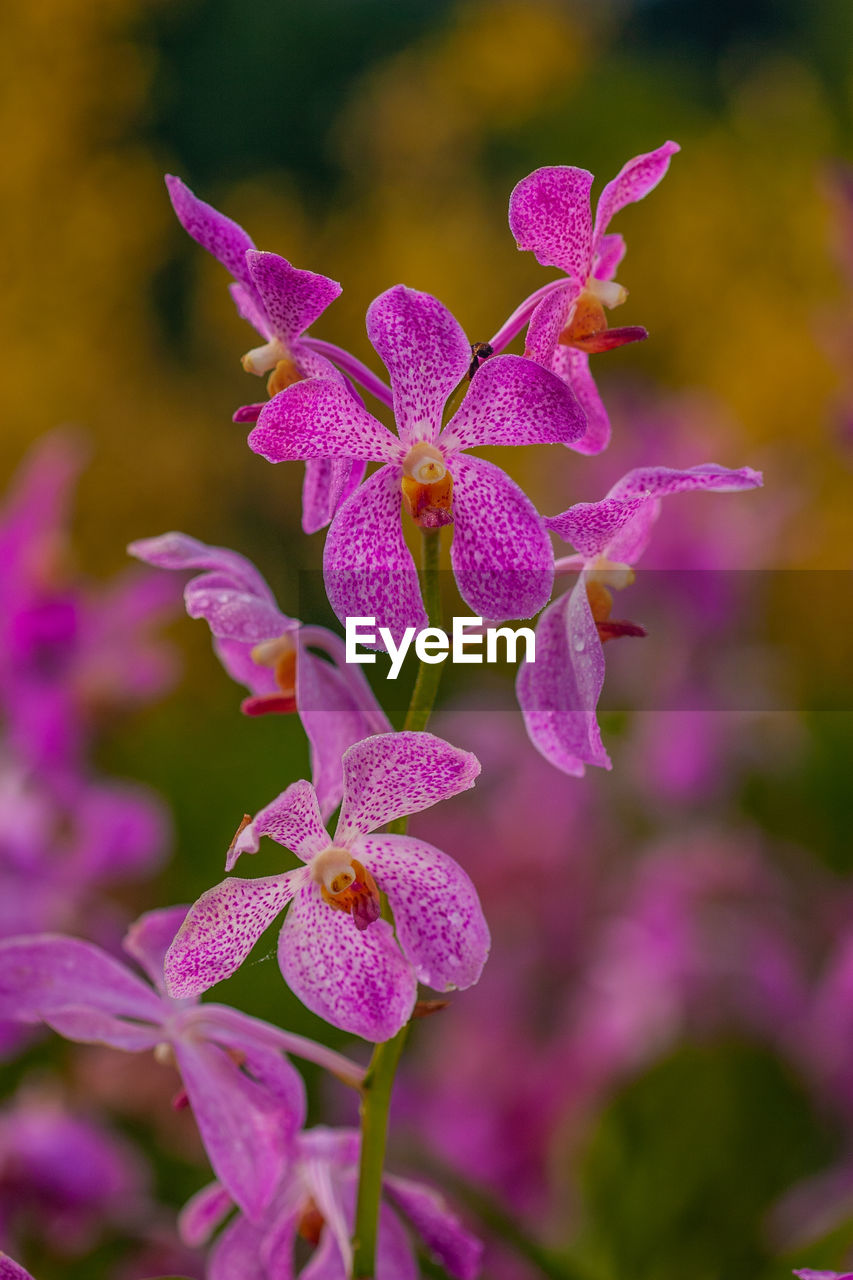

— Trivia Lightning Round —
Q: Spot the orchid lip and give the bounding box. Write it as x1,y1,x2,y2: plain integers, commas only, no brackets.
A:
312,847,357,895
589,276,627,309
241,336,288,376
402,441,447,485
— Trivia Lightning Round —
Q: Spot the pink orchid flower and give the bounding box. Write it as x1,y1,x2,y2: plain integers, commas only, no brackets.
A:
503,141,679,454
517,463,762,776
128,532,390,820
166,732,490,1042
180,1126,482,1280
0,1256,35,1280
793,1272,853,1278
248,284,587,640
166,176,381,533
0,907,364,1221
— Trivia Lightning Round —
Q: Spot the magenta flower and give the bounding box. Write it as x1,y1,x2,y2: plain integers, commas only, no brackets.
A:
0,431,180,772
517,463,763,775
248,284,587,638
166,175,372,533
0,1089,149,1259
793,1272,853,1278
166,732,489,1041
180,1126,482,1280
0,1257,35,1280
128,531,390,819
506,142,679,454
0,907,363,1219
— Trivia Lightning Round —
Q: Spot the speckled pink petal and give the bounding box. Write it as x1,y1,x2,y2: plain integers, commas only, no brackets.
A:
128,532,276,602
175,1037,296,1221
607,462,763,502
546,494,648,558
0,936,163,1027
246,250,341,345
0,1256,35,1280
179,1180,234,1247
301,457,367,536
592,141,680,245
335,732,480,841
164,872,305,999
548,464,763,564
603,499,662,565
793,1272,853,1279
593,231,627,281
384,1174,483,1280
229,282,272,340
297,648,391,823
354,834,489,992
449,453,553,621
231,779,329,868
166,175,257,294
323,464,427,647
123,905,190,994
523,281,576,368
516,582,611,776
278,883,416,1041
509,165,594,282
551,345,611,455
366,286,471,442
249,380,401,464
440,353,585,451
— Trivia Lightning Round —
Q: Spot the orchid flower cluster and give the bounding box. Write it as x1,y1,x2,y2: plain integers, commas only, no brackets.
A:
0,141,773,1280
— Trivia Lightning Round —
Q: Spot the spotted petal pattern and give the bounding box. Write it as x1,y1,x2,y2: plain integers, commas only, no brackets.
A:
250,380,401,464
166,174,256,292
232,779,330,868
509,166,594,281
165,872,305,999
335,732,480,842
323,464,427,647
278,884,416,1041
441,353,585,450
246,250,341,345
593,140,681,245
356,834,490,991
449,452,553,620
366,286,471,441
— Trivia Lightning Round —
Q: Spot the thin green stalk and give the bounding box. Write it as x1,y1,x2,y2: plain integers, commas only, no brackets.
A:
401,526,443,733
351,527,444,1279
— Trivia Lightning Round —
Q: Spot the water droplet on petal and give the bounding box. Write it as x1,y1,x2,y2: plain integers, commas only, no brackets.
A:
573,637,586,653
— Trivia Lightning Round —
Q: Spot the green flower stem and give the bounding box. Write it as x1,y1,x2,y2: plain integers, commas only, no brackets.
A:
351,1020,409,1277
401,526,443,734
351,527,444,1279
